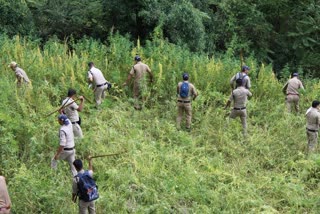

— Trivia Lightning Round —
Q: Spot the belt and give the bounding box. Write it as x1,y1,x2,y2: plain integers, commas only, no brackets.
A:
64,147,74,151
306,128,318,132
234,107,246,110
71,121,79,124
96,82,108,87
178,100,191,103
287,93,299,96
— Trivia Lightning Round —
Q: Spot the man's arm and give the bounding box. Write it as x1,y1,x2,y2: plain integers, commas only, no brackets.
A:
230,75,236,89
88,156,93,171
192,86,198,101
146,66,153,83
282,82,288,94
72,193,77,203
224,93,233,109
54,146,64,160
123,74,133,86
77,96,85,112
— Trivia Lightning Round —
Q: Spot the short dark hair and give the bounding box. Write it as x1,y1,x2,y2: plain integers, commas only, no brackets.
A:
88,62,94,67
312,100,320,108
73,159,83,170
236,78,243,86
182,73,189,80
67,89,77,97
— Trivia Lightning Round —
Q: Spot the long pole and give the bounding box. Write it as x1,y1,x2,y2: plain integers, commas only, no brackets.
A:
45,98,80,117
89,150,127,159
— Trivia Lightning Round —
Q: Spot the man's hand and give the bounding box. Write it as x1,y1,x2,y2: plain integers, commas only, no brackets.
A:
79,96,84,101
122,82,127,86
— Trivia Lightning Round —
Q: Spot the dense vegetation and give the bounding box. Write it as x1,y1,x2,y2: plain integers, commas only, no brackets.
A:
1,0,320,75
1,33,320,213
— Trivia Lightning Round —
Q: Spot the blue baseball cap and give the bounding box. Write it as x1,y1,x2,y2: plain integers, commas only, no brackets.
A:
292,73,299,76
182,73,189,80
134,55,141,61
242,65,250,71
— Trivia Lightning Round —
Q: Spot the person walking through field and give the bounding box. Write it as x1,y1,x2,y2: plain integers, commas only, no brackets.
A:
60,89,84,138
8,61,30,87
72,158,98,214
225,78,252,136
306,100,320,153
122,55,153,110
176,73,198,131
0,175,11,214
51,114,77,176
230,65,251,90
87,62,111,107
282,72,304,113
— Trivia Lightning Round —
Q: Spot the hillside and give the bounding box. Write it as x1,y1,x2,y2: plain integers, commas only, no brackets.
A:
1,34,320,213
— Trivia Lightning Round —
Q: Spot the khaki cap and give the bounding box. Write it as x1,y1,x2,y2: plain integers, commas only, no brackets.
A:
8,61,17,68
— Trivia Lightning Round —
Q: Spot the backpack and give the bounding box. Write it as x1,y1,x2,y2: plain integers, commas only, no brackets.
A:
76,170,99,202
236,72,247,83
236,72,247,86
180,82,189,98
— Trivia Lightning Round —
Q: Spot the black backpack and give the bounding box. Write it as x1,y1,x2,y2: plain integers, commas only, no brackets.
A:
76,170,99,202
236,72,247,82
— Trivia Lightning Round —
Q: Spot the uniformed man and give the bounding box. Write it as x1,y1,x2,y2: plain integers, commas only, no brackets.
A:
60,89,84,138
0,175,11,214
225,78,252,136
8,61,30,87
176,73,197,131
122,55,153,110
230,65,251,89
72,158,96,214
306,100,320,153
52,114,77,176
282,72,304,113
87,62,110,107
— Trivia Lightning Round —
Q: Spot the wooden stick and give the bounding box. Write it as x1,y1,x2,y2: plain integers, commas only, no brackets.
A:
82,95,94,104
45,98,80,117
89,150,127,159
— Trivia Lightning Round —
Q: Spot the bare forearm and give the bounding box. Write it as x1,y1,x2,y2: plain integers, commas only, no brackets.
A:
54,146,64,160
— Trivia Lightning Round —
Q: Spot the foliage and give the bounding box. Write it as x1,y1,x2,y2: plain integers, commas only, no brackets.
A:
1,35,320,213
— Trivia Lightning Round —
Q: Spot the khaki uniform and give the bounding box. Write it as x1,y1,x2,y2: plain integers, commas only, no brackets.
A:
14,67,30,87
306,108,320,152
59,122,77,176
176,81,197,129
129,62,152,109
88,67,109,106
72,169,96,214
283,77,304,112
230,72,251,89
229,86,252,135
0,176,11,214
62,98,83,138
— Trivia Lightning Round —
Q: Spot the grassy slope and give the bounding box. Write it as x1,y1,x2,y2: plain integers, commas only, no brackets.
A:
0,34,320,213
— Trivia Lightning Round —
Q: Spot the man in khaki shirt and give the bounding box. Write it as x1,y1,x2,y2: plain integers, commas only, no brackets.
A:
230,65,251,90
225,78,252,136
176,73,197,131
122,55,153,110
72,158,96,214
60,89,84,138
0,175,11,214
8,61,30,87
306,100,320,153
87,62,111,107
52,114,77,176
282,73,304,113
